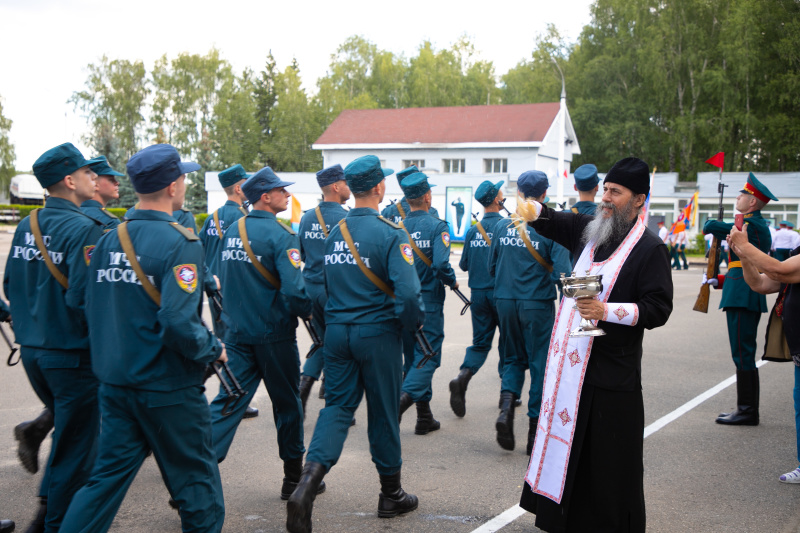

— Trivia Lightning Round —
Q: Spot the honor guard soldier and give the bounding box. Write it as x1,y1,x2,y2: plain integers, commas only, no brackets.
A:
125,199,197,233
286,155,424,533
209,167,315,499
571,163,600,215
4,143,104,532
81,155,124,230
449,180,508,417
60,144,226,532
297,164,350,410
489,171,570,454
380,165,440,224
703,172,776,425
396,172,458,434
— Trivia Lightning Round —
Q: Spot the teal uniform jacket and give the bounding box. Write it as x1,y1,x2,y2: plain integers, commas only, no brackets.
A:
81,199,121,231
323,208,423,330
402,210,457,301
219,211,311,344
87,209,222,389
298,202,348,286
571,200,597,215
381,198,439,225
459,212,505,290
4,197,104,350
704,211,771,312
125,205,197,233
199,200,249,278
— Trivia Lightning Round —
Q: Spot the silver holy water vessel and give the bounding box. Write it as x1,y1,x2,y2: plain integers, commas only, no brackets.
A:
561,270,606,337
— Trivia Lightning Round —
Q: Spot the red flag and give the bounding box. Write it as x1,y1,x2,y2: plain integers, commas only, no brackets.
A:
563,169,568,179
705,152,724,169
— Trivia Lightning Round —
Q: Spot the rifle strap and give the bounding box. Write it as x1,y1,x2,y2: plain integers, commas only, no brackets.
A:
213,209,223,240
238,217,281,290
399,222,433,267
571,207,579,214
315,206,329,237
397,201,407,220
515,221,553,273
117,221,161,305
238,206,248,216
338,219,395,298
475,220,492,246
101,207,120,220
29,209,69,289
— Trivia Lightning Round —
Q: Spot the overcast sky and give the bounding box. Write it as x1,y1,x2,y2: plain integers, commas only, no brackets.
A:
0,0,594,170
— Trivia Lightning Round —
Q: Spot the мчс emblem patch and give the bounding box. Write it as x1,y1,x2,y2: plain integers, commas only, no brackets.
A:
287,248,302,268
441,232,451,247
173,264,198,293
400,243,414,265
83,245,95,266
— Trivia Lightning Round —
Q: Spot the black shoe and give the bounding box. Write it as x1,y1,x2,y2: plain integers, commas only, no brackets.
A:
526,417,538,456
168,498,179,511
0,520,14,533
281,457,327,501
449,368,473,418
716,369,759,426
286,462,326,533
318,377,325,399
351,417,356,427
15,409,54,474
398,392,413,423
378,470,419,518
496,392,517,451
24,498,46,533
414,402,440,435
299,375,316,419
498,393,520,409
514,398,522,407
243,405,259,419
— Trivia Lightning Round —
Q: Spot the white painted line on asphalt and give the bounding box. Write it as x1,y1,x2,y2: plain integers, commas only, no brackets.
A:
470,360,769,532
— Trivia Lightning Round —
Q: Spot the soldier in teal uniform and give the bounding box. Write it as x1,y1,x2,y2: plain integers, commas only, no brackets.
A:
287,155,423,533
4,143,104,532
703,172,776,426
489,171,570,454
297,164,350,411
449,180,507,418
380,165,440,224
81,155,124,230
125,202,197,233
571,163,600,215
451,197,465,233
397,172,458,434
209,167,315,500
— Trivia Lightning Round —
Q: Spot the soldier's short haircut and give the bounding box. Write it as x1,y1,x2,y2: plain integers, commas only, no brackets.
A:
223,184,237,196
320,184,335,195
407,195,427,208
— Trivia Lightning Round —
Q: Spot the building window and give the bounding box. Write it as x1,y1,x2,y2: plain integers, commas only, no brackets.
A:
484,159,507,173
443,159,466,173
402,159,424,169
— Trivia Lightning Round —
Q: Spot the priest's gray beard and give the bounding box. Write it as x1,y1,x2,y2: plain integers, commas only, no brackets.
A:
581,198,640,248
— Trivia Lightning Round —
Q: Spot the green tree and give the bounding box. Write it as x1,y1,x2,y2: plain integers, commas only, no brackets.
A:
212,68,261,170
254,51,279,168
0,95,16,195
407,41,464,107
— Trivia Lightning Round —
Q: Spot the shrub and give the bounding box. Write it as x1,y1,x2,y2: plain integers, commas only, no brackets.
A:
195,213,209,228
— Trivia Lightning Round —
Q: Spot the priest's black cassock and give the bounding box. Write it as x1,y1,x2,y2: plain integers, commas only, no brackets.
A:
520,205,673,533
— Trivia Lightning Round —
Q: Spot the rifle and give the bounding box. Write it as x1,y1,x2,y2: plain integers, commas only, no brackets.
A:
2,320,18,366
201,294,246,416
451,287,471,316
302,317,323,358
497,198,512,217
415,325,437,368
693,165,727,313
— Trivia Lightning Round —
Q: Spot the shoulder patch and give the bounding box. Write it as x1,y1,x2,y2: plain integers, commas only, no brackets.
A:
83,245,95,266
441,232,451,247
278,220,296,235
287,248,302,268
168,222,200,241
378,216,401,229
173,264,198,293
400,243,414,265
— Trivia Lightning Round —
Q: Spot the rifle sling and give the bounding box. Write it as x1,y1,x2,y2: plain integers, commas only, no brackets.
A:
475,220,492,246
117,221,161,305
338,219,395,298
29,209,69,289
237,217,281,290
213,209,223,240
516,222,553,273
399,222,433,267
397,201,406,220
315,206,329,238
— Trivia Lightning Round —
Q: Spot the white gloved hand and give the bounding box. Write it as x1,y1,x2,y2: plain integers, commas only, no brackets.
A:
702,273,718,287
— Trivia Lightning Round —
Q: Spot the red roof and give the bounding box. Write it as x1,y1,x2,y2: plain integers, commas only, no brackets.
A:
314,103,560,145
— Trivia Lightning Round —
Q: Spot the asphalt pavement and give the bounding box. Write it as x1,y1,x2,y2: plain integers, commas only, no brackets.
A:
0,231,798,532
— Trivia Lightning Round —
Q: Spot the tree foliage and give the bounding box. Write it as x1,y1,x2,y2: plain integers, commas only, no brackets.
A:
0,95,16,194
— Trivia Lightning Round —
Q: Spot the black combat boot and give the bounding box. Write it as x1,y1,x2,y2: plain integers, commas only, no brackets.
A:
449,368,473,417
0,519,14,533
499,393,522,408
414,402,440,435
398,392,413,423
318,377,325,399
526,417,539,456
281,457,327,500
298,375,316,418
287,462,326,533
716,369,759,426
24,498,46,533
496,392,517,450
243,405,259,419
377,470,419,518
15,409,54,474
